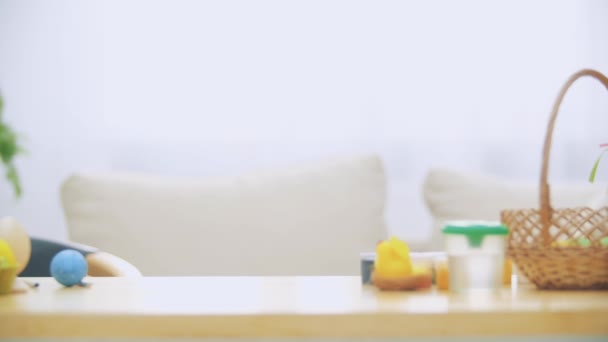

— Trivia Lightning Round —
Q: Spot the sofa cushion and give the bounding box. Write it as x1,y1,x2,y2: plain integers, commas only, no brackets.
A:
61,155,387,276
422,168,607,250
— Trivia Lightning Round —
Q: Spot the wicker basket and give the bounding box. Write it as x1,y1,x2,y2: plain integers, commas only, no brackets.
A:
501,69,608,290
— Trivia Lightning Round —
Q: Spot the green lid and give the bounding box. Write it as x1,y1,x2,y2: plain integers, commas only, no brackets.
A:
442,221,509,247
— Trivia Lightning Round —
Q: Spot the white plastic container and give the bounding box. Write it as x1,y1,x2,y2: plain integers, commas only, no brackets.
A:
442,221,509,294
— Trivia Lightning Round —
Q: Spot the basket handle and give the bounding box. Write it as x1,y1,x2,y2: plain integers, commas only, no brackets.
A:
540,69,608,245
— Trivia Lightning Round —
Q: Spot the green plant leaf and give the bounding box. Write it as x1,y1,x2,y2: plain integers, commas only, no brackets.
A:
0,93,24,198
5,163,21,197
589,148,607,183
0,123,19,164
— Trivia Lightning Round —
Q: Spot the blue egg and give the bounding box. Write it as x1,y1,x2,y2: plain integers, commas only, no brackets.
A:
50,249,88,287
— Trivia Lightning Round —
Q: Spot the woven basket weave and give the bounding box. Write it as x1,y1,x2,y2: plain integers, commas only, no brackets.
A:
501,69,608,290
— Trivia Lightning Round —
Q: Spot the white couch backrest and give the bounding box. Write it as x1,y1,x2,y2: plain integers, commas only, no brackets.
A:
61,155,387,276
423,168,607,250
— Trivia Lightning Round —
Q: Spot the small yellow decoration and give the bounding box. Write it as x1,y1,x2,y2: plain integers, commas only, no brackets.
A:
436,261,449,290
374,237,412,278
503,259,512,285
412,263,430,276
0,239,18,295
0,239,17,268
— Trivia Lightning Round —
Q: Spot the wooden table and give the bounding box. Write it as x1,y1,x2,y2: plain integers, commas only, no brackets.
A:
0,276,607,338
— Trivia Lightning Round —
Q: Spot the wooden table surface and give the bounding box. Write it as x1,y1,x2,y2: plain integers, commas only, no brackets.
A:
0,276,607,338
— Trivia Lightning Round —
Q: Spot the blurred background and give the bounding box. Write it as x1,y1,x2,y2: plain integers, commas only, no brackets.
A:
0,0,607,241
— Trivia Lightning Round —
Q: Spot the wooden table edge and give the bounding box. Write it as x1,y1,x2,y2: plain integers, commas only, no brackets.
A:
2,311,607,338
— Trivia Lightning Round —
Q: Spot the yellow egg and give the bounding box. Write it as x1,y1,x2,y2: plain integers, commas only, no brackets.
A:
551,239,575,247
0,217,31,274
0,239,17,267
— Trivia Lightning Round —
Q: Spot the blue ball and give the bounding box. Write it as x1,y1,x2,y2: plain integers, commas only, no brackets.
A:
50,249,88,287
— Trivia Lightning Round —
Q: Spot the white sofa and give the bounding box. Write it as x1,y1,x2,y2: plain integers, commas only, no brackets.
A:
61,155,387,276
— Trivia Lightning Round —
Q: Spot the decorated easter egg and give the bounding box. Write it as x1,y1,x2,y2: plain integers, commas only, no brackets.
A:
0,217,31,274
50,250,88,287
0,239,17,267
0,239,19,294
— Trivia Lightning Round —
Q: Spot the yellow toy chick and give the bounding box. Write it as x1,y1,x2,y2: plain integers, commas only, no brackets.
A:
374,237,412,278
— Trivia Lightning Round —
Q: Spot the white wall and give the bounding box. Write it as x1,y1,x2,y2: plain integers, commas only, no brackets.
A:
0,0,607,243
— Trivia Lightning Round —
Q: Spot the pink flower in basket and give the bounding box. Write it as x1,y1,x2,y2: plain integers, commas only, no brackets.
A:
589,143,608,183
